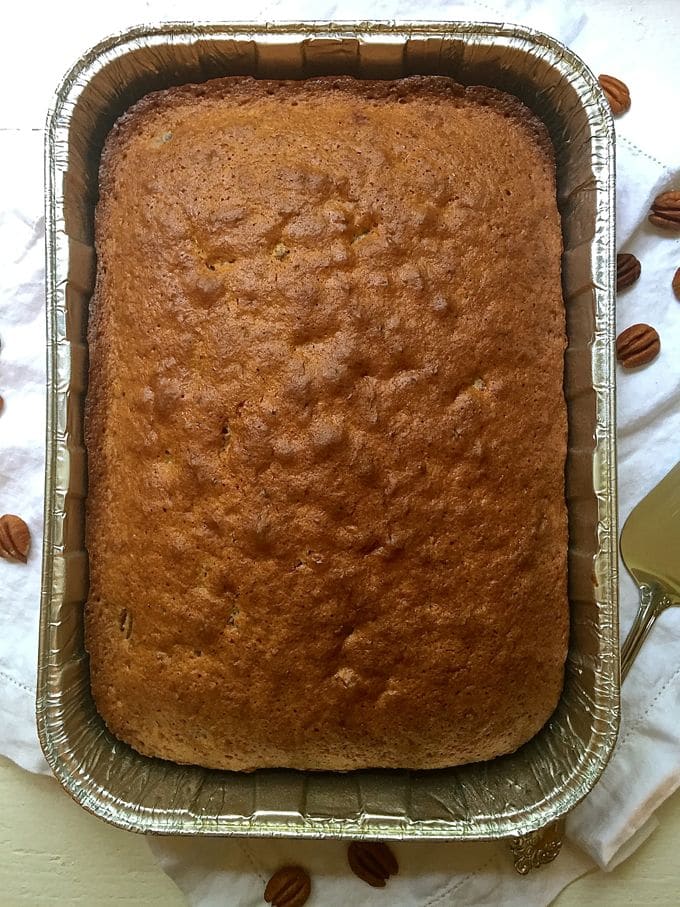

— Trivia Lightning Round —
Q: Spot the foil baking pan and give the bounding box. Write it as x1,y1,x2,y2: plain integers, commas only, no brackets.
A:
39,21,618,839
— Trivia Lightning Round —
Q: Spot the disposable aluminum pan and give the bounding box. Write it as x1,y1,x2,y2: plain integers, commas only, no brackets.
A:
40,21,618,839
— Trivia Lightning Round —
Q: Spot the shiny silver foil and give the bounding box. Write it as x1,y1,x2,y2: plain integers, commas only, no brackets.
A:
40,22,618,839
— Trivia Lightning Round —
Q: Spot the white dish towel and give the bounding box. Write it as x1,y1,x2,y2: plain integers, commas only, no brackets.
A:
1,1,679,905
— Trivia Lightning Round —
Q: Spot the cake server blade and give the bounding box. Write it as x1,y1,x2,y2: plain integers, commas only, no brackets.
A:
619,460,680,679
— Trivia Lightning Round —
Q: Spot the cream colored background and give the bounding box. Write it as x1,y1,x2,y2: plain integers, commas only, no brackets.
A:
2,0,679,904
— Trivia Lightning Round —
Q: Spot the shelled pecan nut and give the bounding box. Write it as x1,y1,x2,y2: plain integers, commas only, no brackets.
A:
0,514,31,563
616,253,641,291
616,323,660,368
598,74,631,115
672,267,680,301
347,841,399,888
649,191,680,231
264,866,311,907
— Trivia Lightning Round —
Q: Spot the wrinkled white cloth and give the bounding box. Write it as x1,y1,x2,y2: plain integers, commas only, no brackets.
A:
1,0,679,905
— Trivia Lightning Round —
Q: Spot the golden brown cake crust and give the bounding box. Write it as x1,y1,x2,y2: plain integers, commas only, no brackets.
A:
85,75,568,771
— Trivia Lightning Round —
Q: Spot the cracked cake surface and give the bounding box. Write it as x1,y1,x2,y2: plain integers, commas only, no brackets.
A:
85,75,568,770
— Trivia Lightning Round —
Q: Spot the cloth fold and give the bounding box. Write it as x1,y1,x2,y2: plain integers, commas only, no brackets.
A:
1,1,679,905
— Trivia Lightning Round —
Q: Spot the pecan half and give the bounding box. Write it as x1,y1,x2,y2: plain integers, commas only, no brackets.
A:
673,267,680,301
598,74,631,115
347,841,399,887
649,191,680,231
264,866,311,907
616,324,660,369
616,253,641,291
0,514,31,563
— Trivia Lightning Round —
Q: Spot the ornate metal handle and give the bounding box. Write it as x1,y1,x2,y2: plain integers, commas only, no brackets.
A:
620,583,673,681
510,819,565,874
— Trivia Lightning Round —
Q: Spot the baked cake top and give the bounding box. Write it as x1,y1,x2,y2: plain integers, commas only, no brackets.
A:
85,76,568,770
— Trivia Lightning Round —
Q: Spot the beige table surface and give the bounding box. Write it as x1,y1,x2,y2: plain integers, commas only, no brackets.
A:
2,0,679,904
